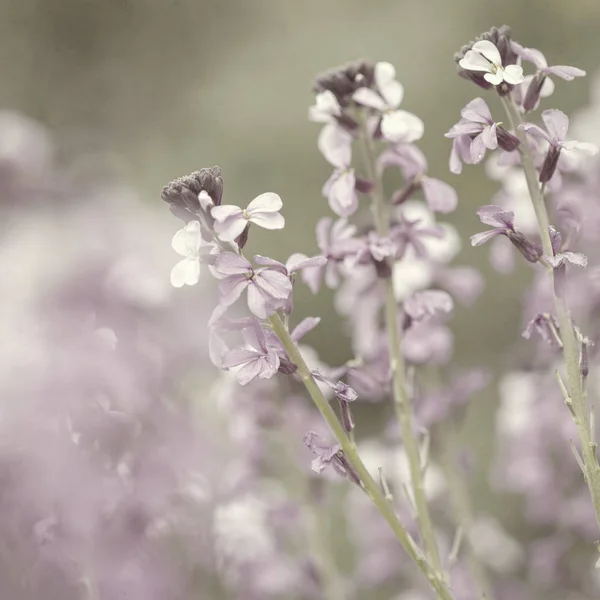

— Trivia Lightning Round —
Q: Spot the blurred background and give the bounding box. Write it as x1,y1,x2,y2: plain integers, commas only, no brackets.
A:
2,1,600,598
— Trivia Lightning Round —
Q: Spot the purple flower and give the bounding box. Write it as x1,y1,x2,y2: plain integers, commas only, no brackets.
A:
221,320,280,385
458,40,524,86
311,369,358,403
379,144,458,213
318,124,359,216
211,192,285,242
514,43,586,111
522,313,562,348
303,432,360,484
520,110,598,182
445,98,520,173
352,62,424,143
301,217,363,292
212,252,292,319
471,205,542,263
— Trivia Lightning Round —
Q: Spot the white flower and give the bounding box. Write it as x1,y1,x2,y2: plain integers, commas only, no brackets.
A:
459,40,524,86
309,90,341,123
170,220,202,287
211,192,285,242
352,61,424,143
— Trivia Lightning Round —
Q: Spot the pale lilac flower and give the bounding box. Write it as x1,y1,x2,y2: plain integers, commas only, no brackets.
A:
522,313,562,348
352,62,424,143
404,290,454,322
471,205,542,263
221,320,280,385
458,40,524,86
514,44,585,110
211,192,285,242
303,432,360,484
170,220,203,288
212,252,292,319
379,144,458,213
312,369,358,403
445,98,520,171
521,110,598,182
301,217,363,292
309,90,342,123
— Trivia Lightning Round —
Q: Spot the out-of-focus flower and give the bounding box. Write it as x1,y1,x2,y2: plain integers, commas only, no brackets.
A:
404,289,454,322
170,220,203,287
211,192,285,242
379,144,458,212
309,90,342,123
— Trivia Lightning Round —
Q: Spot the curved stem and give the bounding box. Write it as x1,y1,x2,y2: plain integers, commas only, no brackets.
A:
268,313,454,600
358,116,445,583
502,95,600,536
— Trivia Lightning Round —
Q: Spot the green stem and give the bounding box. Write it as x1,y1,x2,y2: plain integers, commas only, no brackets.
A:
439,427,495,600
268,313,454,600
502,95,600,536
359,116,445,581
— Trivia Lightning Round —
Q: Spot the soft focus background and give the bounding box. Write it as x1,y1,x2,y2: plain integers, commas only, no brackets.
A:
2,1,600,598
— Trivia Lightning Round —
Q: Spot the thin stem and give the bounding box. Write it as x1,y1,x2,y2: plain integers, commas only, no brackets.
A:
358,115,445,580
501,95,600,535
268,313,454,600
439,426,495,600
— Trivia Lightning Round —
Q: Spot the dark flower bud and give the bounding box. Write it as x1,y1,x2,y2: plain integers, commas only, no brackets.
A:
392,180,420,206
374,258,392,279
161,166,223,223
539,146,561,183
278,357,298,375
496,126,521,152
314,61,375,107
523,73,547,112
506,230,543,263
354,176,374,194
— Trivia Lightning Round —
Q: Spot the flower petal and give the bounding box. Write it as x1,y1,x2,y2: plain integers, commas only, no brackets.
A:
483,71,504,86
211,205,243,222
381,110,424,143
249,211,285,230
471,229,502,246
170,258,200,287
459,50,493,73
541,109,569,142
472,40,502,66
214,216,248,242
171,220,201,258
461,97,493,124
352,87,387,111
247,192,283,214
502,64,524,85
421,177,458,214
213,251,253,277
318,123,352,168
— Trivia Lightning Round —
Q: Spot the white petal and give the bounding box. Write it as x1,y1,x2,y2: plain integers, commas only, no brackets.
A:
563,141,599,155
502,64,524,85
381,110,424,143
211,204,243,222
198,190,213,211
170,258,200,287
249,212,285,230
171,220,201,258
352,88,387,111
214,217,248,242
472,40,502,66
318,123,352,168
381,79,404,110
459,50,493,73
483,71,504,86
309,91,341,122
247,192,283,214
375,61,397,86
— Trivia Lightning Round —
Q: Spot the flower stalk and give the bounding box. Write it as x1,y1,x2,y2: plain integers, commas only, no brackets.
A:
358,114,446,585
268,312,455,600
501,94,600,537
